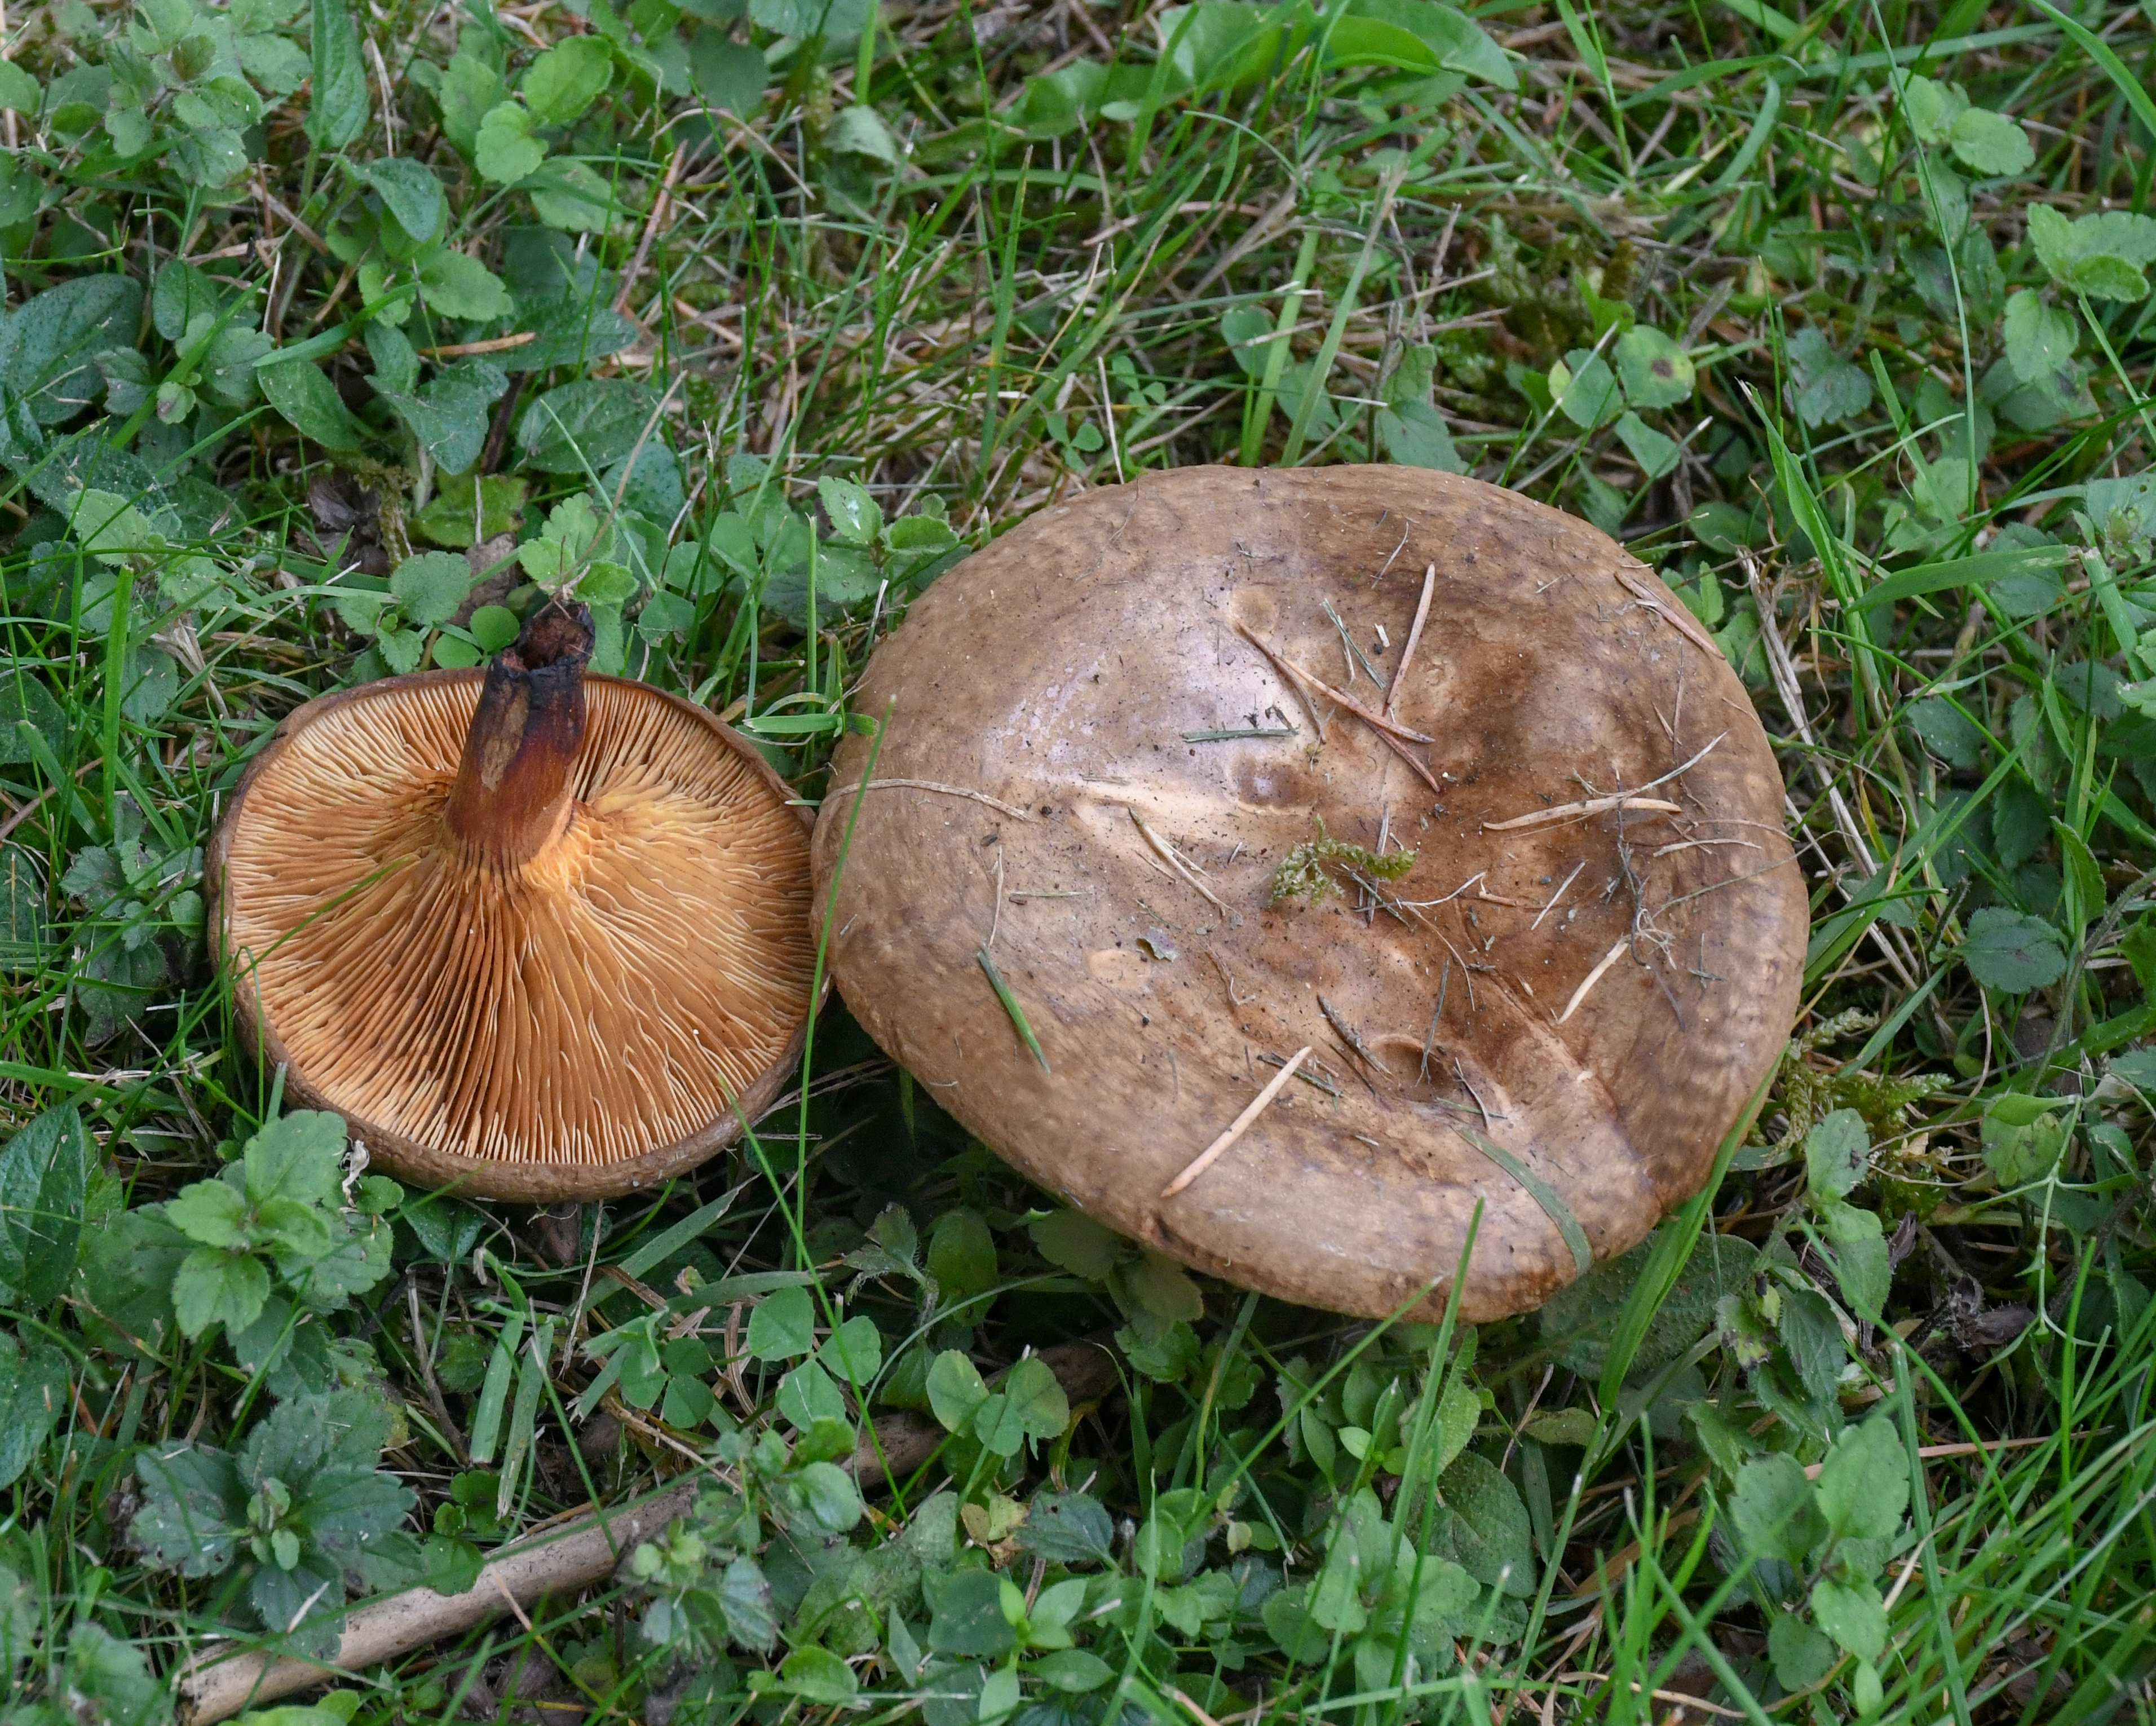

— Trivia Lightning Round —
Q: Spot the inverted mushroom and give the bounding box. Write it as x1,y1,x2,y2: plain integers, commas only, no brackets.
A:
209,604,816,1201
813,466,1803,1322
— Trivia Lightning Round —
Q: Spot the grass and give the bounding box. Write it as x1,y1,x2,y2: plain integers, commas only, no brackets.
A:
2,0,2156,1723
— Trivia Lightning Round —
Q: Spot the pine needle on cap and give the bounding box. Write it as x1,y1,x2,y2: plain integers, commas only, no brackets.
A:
1555,939,1629,1025
1385,563,1436,719
837,778,1039,821
1130,807,1233,919
1161,1045,1311,1199
1484,796,1682,832
1235,625,1437,744
1236,624,1443,794
1484,734,1726,830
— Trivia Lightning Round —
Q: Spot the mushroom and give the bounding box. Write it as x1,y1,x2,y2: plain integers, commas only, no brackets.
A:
209,604,817,1200
812,467,1802,1322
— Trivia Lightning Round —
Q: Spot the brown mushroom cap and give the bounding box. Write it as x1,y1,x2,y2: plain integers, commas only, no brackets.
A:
209,610,817,1200
813,466,1802,1322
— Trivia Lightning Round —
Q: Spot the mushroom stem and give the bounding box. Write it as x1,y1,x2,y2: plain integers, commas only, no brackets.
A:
444,603,594,867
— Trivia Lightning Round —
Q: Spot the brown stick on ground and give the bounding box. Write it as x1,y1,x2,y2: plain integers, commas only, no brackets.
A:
178,1341,1119,1725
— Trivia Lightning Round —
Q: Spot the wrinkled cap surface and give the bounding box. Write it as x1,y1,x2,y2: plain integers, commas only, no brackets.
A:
211,672,816,1200
814,466,1803,1321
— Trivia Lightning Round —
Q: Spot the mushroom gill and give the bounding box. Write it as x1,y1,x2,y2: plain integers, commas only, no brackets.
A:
213,610,816,1198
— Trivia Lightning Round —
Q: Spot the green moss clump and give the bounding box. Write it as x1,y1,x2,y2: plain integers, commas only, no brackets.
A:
1267,816,1417,907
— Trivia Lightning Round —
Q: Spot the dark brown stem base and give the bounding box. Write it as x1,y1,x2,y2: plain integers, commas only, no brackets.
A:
443,603,594,868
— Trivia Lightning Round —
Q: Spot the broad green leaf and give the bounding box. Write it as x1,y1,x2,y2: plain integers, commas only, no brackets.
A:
817,474,881,544
1729,1451,1824,1565
1029,1209,1124,1278
69,488,161,566
776,1646,857,1704
1001,1354,1070,1446
506,301,639,373
926,1207,998,1299
573,560,637,607
414,473,527,547
125,1444,248,1577
417,248,513,323
1815,1416,1908,1542
1324,16,1444,75
474,101,546,184
1552,350,1620,429
470,606,520,652
825,103,899,165
153,261,223,342
1433,1375,1481,1471
243,1111,347,1210
1817,1199,1890,1316
926,1568,1018,1657
1961,907,2066,992
1616,325,1694,408
1345,0,1513,88
380,386,492,474
518,495,607,586
792,1460,864,1534
390,551,475,627
2073,210,2156,268
355,157,445,246
745,1284,815,1359
1379,398,1465,472
439,51,506,154
2026,202,2075,280
965,1389,1025,1456
1980,1093,2070,1185
515,378,661,473
0,60,38,113
165,1179,250,1249
1947,105,2033,175
522,36,612,126
1030,1650,1113,1692
521,157,615,232
2068,253,2148,302
1804,1109,1869,1199
1769,1612,1837,1691
690,30,765,112
1017,1490,1115,1566
365,320,418,395
308,0,369,148
1111,1247,1204,1324
259,357,366,449
1437,1452,1535,1595
201,324,272,405
2,275,143,425
925,1348,989,1433
2003,289,2078,383
1796,360,1871,426
1900,74,1965,144
2029,205,2156,299
0,1330,67,1489
0,1104,89,1305
1811,1574,1887,1662
719,1554,777,1652
173,1247,272,1336
1614,409,1680,479
774,1357,846,1428
815,1313,883,1384
748,0,871,39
